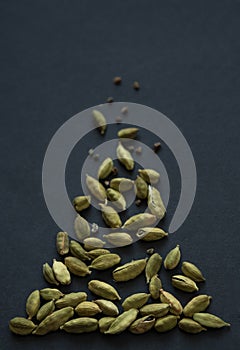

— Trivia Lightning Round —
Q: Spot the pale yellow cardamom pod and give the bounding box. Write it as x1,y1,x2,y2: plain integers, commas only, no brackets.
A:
75,301,102,317
134,175,148,199
99,317,116,333
9,317,37,335
86,174,107,201
99,203,122,228
40,288,64,301
117,127,139,139
138,169,160,184
61,317,98,333
178,318,207,334
73,195,91,212
56,231,69,255
55,292,87,309
145,253,162,283
116,142,134,170
74,214,90,241
164,244,181,270
136,227,168,241
110,177,134,192
93,299,119,317
69,240,91,261
88,280,121,301
140,303,169,318
160,289,183,316
92,109,107,135
89,253,121,270
122,213,157,231
193,313,231,328
183,295,212,317
104,308,138,334
83,237,106,250
87,248,110,259
42,263,59,286
98,157,114,179
102,232,133,247
64,256,91,277
149,274,162,299
171,275,199,292
26,290,40,320
129,315,155,334
36,300,55,322
106,188,126,211
148,185,166,219
52,259,71,285
113,258,147,282
181,261,205,282
122,293,150,311
154,315,180,333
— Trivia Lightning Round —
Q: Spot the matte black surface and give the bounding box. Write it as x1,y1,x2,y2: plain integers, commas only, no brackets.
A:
1,1,239,349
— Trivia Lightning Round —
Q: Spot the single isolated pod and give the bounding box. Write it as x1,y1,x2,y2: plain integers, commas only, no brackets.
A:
92,109,107,135
164,244,181,270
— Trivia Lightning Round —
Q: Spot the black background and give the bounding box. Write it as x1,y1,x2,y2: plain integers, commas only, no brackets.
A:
1,1,240,349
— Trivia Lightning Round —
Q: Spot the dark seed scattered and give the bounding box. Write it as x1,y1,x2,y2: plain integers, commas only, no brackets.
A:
135,199,142,206
113,76,122,85
112,167,118,176
153,142,161,152
107,97,114,103
135,146,142,154
147,248,155,255
115,116,122,124
133,81,140,90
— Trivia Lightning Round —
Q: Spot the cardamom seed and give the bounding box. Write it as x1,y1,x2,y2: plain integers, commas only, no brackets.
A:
106,188,126,211
149,274,162,299
117,127,139,139
55,292,87,308
56,231,69,255
61,317,98,333
9,317,36,335
140,303,169,318
36,300,55,322
148,185,166,219
129,315,155,334
181,261,205,282
87,248,111,259
145,252,162,283
164,244,181,270
93,299,119,316
26,290,40,320
33,307,74,335
73,195,91,212
138,169,160,184
92,109,107,135
42,263,59,286
99,317,116,333
69,240,91,261
122,293,150,311
178,318,207,334
183,295,212,317
113,258,147,282
154,315,179,333
86,174,107,201
136,227,168,241
75,301,102,317
104,308,138,334
134,175,148,199
64,256,91,277
122,213,157,231
89,253,121,270
99,203,122,228
88,280,121,300
83,237,106,250
103,232,133,247
40,288,64,301
52,259,71,285
116,142,134,171
74,214,90,241
98,157,114,179
160,289,183,316
172,275,199,292
193,313,231,328
110,177,134,192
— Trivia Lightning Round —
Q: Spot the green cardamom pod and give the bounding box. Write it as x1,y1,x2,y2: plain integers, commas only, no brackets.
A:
122,293,150,311
149,274,162,299
193,313,231,328
69,240,91,261
93,299,119,316
74,214,90,241
52,259,71,285
92,109,107,135
98,157,114,179
87,248,110,259
99,203,122,228
118,127,139,139
75,301,102,317
116,142,134,171
33,307,74,335
134,175,148,199
104,308,138,334
26,290,40,320
160,289,183,316
140,303,169,318
181,261,205,282
88,280,121,300
183,295,212,317
102,232,133,247
154,315,179,333
148,185,166,219
56,231,69,255
110,177,134,192
178,318,207,334
138,169,160,184
55,292,87,308
73,195,91,212
40,288,64,301
99,317,116,333
106,188,126,211
42,262,59,286
64,256,91,277
83,237,106,250
129,315,155,334
86,174,107,201
36,300,55,322
136,227,168,241
122,213,157,231
164,244,181,270
89,253,121,270
9,317,36,335
113,258,147,282
145,252,162,283
61,317,98,333
172,275,199,292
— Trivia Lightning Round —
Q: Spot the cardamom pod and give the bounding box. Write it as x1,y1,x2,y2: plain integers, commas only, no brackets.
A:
122,293,150,311
113,258,147,282
99,203,122,228
73,195,91,212
193,313,231,328
160,289,183,316
9,317,36,335
55,292,87,308
136,227,168,241
154,315,179,333
98,157,114,179
149,274,162,299
64,256,91,277
36,300,55,322
89,253,121,270
116,142,134,171
93,299,119,316
134,175,148,199
104,308,138,334
106,188,126,211
129,315,155,334
74,214,90,241
181,261,205,282
145,252,162,283
99,317,116,333
122,213,157,231
138,169,160,184
118,127,139,139
56,231,69,255
164,244,181,270
110,177,134,192
88,280,121,300
69,240,91,261
75,301,102,317
61,317,98,333
92,109,107,135
148,185,166,219
102,232,133,247
40,288,64,301
87,248,110,259
33,307,74,335
42,262,59,286
178,318,207,334
172,275,199,292
86,174,107,201
26,290,40,320
140,303,169,318
183,295,212,317
52,259,71,285
83,237,106,250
